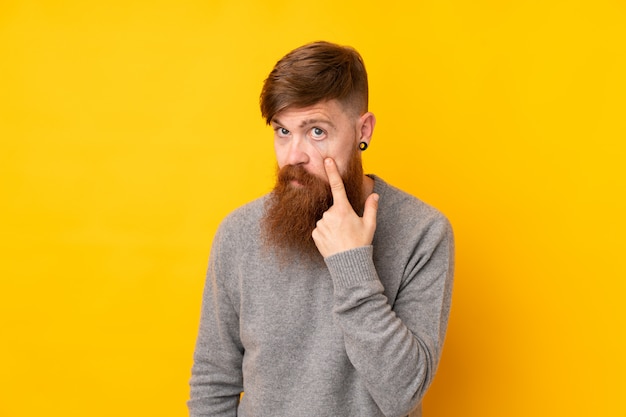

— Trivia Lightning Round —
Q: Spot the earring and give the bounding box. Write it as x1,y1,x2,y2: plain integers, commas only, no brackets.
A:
359,141,368,151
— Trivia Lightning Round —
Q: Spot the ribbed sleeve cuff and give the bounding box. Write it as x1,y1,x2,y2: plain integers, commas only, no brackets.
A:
323,245,378,288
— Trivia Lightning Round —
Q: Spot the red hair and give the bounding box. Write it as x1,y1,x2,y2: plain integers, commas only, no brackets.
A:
260,41,369,124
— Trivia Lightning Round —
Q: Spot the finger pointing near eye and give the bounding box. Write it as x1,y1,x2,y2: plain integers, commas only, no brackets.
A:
311,158,379,258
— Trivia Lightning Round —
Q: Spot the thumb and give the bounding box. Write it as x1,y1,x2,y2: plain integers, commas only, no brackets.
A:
362,193,379,230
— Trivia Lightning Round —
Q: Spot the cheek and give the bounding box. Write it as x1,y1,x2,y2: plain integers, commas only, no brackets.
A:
331,150,356,176
302,156,326,180
273,142,288,168
309,138,329,159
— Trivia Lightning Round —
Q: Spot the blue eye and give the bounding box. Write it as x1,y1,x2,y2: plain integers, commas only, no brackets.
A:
276,127,290,137
311,127,326,140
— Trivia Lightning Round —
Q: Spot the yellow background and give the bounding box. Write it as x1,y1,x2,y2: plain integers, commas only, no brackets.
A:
1,1,625,416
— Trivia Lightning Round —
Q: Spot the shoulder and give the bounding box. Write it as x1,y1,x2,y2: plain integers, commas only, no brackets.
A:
220,195,267,228
212,195,268,250
371,175,453,245
373,176,451,226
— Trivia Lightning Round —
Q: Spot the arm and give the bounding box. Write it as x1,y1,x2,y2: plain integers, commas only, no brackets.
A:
188,225,243,417
313,158,454,417
325,222,453,417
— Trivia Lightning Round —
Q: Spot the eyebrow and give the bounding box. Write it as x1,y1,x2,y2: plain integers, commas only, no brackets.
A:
272,118,336,129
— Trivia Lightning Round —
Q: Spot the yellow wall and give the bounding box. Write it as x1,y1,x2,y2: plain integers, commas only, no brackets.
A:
1,1,624,416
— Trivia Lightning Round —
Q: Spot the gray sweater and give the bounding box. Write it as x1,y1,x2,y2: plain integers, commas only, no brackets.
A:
189,176,454,417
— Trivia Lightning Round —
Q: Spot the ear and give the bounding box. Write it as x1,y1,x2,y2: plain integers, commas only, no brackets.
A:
358,112,376,146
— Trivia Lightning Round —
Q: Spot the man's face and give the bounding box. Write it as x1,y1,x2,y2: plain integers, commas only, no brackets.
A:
262,99,373,259
270,99,362,182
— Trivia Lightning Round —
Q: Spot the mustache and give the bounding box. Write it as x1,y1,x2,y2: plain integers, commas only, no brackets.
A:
278,165,329,187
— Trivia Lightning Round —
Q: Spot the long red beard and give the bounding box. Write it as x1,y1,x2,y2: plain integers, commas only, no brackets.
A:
261,149,365,260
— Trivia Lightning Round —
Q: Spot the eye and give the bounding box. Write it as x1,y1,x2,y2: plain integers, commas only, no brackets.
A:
275,127,290,137
310,127,326,140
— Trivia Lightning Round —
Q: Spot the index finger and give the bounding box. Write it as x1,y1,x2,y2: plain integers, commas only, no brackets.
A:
324,158,349,204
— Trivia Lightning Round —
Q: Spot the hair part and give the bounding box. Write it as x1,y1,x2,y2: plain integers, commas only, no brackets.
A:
260,41,369,124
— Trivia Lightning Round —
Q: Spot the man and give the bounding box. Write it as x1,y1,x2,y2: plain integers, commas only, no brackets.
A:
188,41,454,417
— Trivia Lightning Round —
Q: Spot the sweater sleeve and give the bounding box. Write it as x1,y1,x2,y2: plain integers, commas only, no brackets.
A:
324,217,454,417
188,225,243,417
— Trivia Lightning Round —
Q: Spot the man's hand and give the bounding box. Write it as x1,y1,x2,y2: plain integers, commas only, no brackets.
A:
312,158,379,258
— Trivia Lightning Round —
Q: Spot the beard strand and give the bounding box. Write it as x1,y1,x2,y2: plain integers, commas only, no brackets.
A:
261,149,365,262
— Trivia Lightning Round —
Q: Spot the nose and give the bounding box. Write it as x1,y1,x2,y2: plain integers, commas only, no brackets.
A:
284,137,310,166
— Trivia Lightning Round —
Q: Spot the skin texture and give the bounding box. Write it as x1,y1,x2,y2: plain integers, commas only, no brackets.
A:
269,99,379,257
